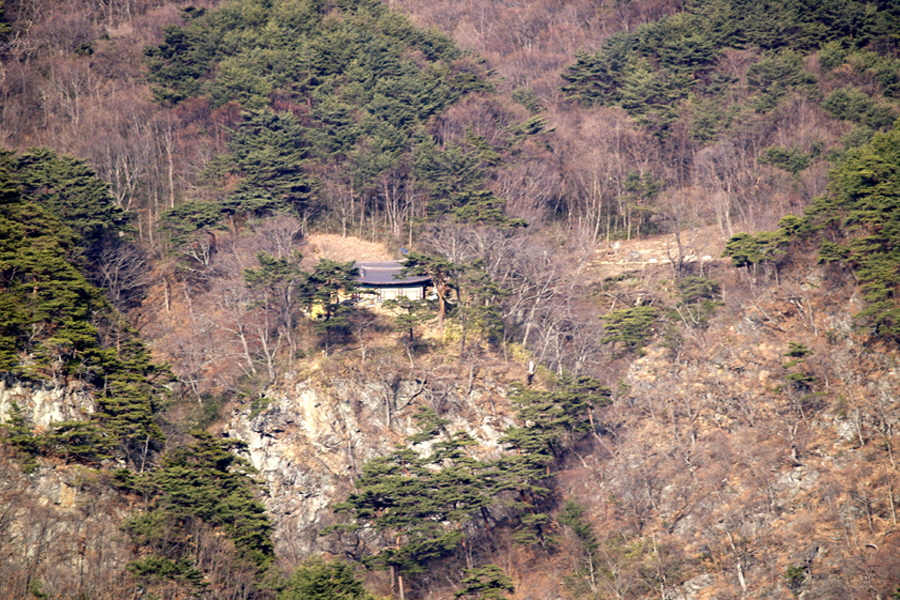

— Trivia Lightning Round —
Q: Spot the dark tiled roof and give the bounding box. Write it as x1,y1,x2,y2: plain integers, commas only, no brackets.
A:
354,261,430,286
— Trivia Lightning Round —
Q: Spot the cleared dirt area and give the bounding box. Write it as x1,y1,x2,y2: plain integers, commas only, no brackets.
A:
588,225,730,280
300,233,395,267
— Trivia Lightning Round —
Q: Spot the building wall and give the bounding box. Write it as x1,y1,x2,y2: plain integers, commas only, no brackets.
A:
359,285,426,302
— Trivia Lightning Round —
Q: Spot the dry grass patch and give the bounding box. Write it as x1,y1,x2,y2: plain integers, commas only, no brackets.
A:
300,233,394,266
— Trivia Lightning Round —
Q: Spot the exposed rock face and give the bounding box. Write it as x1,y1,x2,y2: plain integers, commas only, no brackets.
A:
0,375,95,430
669,573,715,600
224,365,513,559
0,447,135,599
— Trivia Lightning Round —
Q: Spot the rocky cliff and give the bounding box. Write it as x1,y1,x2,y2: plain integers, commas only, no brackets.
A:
3,240,899,600
0,375,96,429
224,360,518,560
0,445,135,598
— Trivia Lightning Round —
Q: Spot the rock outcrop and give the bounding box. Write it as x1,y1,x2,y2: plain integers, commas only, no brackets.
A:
0,375,95,430
224,363,515,559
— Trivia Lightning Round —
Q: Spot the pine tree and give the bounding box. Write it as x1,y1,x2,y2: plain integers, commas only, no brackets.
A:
228,109,314,211
617,60,682,136
402,252,457,329
601,306,658,355
383,297,433,348
13,149,129,266
0,199,103,375
746,50,817,112
126,431,275,582
0,151,168,466
453,262,507,354
331,408,493,596
280,558,375,600
299,259,358,352
812,124,900,338
45,421,115,465
159,199,228,250
558,500,600,594
245,250,306,356
1,401,41,472
497,375,611,545
455,565,514,600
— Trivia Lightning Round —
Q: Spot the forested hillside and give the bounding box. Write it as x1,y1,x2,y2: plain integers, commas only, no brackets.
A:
1,0,900,599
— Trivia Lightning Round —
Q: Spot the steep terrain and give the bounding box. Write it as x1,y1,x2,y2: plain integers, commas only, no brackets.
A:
0,445,137,599
566,252,900,599
224,357,518,562
210,236,900,600
1,1,900,600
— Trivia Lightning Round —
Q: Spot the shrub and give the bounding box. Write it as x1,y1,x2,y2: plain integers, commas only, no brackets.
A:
601,306,658,355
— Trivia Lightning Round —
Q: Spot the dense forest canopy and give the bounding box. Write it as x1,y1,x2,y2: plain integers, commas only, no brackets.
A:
0,150,166,466
144,0,514,250
563,0,900,142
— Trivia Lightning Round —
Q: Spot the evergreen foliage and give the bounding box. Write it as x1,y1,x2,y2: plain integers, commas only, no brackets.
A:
125,431,275,587
245,249,306,356
822,86,898,130
496,375,610,545
562,0,898,135
411,138,520,225
332,408,491,576
558,500,601,596
807,124,900,338
383,297,433,347
5,1,900,596
330,375,611,583
721,215,803,273
0,151,167,465
758,146,816,175
279,558,375,600
45,420,116,464
227,109,314,211
502,375,610,461
784,564,807,594
146,0,487,237
390,250,507,354
159,200,231,250
299,259,358,351
334,374,611,574
722,232,784,268
455,565,514,600
725,123,900,341
621,170,664,236
128,555,208,589
0,198,98,373
11,149,129,266
453,261,507,353
402,252,458,327
601,306,658,355
677,277,721,305
745,50,817,112
242,253,366,359
780,342,816,392
1,401,41,472
673,276,722,328
0,2,9,43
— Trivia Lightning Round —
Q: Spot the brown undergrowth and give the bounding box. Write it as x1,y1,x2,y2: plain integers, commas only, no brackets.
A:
523,242,900,600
